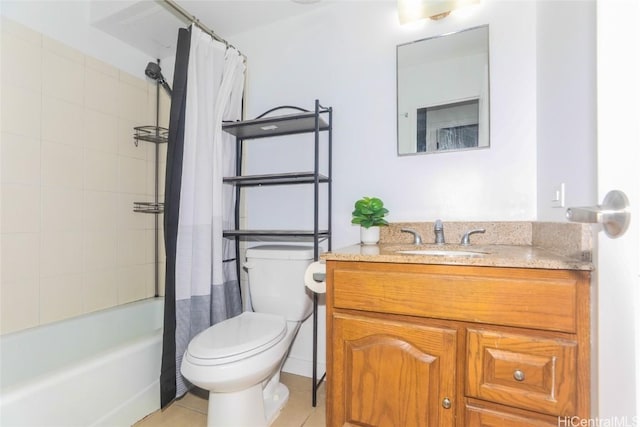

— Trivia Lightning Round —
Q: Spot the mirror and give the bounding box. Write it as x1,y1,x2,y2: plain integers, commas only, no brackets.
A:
397,25,490,155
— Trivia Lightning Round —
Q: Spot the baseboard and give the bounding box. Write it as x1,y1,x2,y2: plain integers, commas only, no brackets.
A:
282,355,326,380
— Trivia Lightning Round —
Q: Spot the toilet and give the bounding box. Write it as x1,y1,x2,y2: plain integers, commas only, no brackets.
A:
180,245,314,427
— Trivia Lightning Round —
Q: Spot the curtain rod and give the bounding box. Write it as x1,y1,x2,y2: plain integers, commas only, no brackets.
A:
162,0,246,59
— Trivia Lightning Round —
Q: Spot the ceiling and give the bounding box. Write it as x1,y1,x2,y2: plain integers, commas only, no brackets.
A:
91,0,327,59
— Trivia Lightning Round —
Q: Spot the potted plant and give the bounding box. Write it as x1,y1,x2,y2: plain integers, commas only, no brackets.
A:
351,196,389,245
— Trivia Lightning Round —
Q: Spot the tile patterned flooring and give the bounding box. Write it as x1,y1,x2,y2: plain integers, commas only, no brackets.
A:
134,373,326,427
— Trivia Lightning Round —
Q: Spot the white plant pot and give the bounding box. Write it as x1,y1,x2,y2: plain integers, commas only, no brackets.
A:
360,226,380,245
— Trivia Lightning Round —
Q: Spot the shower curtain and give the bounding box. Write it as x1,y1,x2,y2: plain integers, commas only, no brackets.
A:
160,25,245,407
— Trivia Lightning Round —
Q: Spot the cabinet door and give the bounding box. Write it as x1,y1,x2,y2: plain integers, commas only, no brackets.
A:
330,313,457,427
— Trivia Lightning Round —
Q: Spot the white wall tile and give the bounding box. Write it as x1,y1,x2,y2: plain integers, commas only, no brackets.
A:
1,232,39,283
1,85,41,139
0,22,163,333
42,96,85,147
83,190,118,232
85,56,118,79
1,184,40,233
156,262,166,297
1,31,42,91
40,231,83,277
1,132,41,185
118,193,153,230
117,265,149,304
0,277,40,334
42,36,84,64
118,79,148,123
118,155,147,195
145,263,157,298
157,226,166,263
82,268,117,313
84,149,118,192
83,108,118,154
118,117,147,160
145,229,160,264
85,66,119,115
116,229,147,267
83,230,117,271
40,273,83,324
41,141,83,188
41,187,83,232
119,70,147,92
42,49,84,106
146,158,160,197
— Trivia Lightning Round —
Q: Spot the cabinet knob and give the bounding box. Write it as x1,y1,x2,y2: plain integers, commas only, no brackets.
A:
513,369,525,382
442,397,452,409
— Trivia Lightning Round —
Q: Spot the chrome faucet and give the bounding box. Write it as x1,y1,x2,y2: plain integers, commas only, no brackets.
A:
460,228,486,246
434,219,445,245
401,228,422,245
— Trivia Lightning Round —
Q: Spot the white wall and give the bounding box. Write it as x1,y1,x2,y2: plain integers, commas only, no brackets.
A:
536,1,597,220
231,1,539,252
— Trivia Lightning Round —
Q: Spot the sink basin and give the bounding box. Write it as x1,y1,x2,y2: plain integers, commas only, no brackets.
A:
397,249,486,257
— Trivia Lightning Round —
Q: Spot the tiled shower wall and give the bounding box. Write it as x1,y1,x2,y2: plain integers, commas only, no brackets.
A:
0,18,169,334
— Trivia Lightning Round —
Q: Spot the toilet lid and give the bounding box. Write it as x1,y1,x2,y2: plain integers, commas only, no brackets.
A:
186,312,286,363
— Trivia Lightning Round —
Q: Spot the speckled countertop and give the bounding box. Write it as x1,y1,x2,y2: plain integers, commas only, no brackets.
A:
322,222,594,271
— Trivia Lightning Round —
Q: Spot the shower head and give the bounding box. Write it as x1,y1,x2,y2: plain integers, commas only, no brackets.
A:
145,62,172,96
145,62,163,80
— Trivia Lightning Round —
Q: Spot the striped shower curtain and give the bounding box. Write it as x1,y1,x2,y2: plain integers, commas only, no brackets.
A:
160,25,245,407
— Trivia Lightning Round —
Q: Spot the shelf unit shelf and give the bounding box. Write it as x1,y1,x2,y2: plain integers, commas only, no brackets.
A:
223,229,330,236
223,111,329,140
223,172,329,187
223,100,331,408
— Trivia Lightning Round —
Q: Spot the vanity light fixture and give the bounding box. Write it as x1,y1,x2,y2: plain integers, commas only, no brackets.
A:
397,0,480,23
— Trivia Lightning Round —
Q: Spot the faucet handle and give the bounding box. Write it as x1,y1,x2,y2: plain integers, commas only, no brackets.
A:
400,228,422,245
460,228,486,246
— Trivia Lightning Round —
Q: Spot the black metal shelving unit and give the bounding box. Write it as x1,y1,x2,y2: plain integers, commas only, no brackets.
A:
222,99,332,407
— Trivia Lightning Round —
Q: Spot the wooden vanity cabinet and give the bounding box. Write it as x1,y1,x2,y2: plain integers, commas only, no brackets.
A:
325,261,590,427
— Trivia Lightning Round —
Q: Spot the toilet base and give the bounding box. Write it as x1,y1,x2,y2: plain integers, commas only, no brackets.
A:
264,382,289,426
206,382,290,427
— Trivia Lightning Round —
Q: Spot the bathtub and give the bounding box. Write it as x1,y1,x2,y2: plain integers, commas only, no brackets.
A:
0,297,164,427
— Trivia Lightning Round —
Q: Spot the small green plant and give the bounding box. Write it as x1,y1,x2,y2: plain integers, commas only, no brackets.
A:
351,196,389,229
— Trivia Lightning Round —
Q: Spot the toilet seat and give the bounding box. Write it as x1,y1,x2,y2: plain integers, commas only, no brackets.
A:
185,312,287,366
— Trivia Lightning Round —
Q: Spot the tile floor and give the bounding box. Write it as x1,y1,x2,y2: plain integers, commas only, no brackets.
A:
134,373,326,427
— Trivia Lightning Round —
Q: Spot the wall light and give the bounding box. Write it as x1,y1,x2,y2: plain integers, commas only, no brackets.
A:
397,0,480,23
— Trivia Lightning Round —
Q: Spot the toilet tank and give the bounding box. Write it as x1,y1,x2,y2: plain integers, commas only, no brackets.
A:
245,245,314,321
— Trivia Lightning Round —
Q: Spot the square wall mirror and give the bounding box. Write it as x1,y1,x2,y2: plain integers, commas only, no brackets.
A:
397,25,490,155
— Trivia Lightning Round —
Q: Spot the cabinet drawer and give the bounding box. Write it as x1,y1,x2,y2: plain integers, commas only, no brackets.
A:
466,403,558,426
466,329,577,416
331,263,579,332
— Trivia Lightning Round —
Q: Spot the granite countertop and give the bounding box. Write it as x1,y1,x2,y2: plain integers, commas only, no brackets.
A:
322,222,594,270
322,243,593,270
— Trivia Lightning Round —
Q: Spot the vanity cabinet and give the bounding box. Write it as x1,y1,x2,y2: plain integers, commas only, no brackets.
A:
325,261,590,427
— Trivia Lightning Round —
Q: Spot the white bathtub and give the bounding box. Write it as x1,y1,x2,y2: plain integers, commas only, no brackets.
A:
0,298,164,427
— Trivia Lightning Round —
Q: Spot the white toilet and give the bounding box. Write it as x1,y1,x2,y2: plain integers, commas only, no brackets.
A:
180,245,314,427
